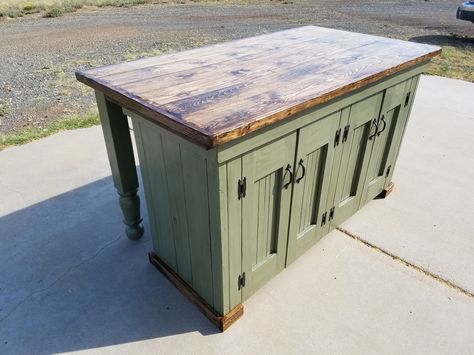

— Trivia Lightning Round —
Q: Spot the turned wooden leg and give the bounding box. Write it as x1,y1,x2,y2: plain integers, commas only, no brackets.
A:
96,91,144,240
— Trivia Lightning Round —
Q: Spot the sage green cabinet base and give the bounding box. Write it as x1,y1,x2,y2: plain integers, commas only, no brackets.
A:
125,66,423,327
148,252,244,331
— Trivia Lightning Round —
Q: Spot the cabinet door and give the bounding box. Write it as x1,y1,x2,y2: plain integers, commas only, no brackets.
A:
361,78,414,204
286,111,341,264
331,93,384,226
241,133,296,300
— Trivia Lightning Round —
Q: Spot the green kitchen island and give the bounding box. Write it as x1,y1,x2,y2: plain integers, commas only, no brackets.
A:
76,26,440,331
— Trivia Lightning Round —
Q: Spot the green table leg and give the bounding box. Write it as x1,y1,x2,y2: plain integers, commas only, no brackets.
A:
96,91,144,240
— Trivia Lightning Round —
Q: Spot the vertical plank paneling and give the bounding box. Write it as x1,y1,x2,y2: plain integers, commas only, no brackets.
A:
181,147,214,305
162,138,193,285
261,177,270,262
342,124,365,200
133,119,177,269
266,173,275,256
254,171,281,264
131,120,160,255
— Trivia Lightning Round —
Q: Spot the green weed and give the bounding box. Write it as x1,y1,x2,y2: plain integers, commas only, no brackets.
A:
0,112,99,150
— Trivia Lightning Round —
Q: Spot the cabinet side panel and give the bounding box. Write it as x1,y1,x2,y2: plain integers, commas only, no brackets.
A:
132,118,178,270
181,146,214,306
161,136,194,285
133,116,220,310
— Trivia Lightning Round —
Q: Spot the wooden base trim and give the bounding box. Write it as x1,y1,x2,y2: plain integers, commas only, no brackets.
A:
148,252,243,331
379,182,395,199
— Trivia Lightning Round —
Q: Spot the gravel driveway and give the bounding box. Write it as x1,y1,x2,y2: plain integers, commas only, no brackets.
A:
0,0,473,133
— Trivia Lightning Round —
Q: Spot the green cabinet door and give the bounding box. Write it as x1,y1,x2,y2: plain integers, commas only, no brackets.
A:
241,133,297,300
330,93,384,226
360,78,414,204
286,111,341,264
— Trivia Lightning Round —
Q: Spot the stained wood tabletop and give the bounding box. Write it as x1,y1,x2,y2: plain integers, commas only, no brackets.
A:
76,26,441,147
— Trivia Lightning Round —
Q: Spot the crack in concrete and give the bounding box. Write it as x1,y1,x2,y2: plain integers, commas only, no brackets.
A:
337,227,474,300
0,234,122,325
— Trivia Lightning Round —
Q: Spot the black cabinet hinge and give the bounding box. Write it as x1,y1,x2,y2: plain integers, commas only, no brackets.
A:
321,211,327,226
329,207,335,221
334,128,342,147
404,91,411,107
238,272,246,290
385,165,391,178
238,177,246,199
342,124,350,143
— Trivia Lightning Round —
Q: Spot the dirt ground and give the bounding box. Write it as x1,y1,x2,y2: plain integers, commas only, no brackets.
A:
0,0,473,133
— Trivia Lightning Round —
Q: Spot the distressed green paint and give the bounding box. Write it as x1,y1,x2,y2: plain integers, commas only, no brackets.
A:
360,78,413,205
330,92,384,227
181,146,214,304
383,76,421,186
95,91,144,240
226,157,242,309
208,160,227,315
286,111,341,264
241,133,296,300
126,73,423,316
132,118,177,268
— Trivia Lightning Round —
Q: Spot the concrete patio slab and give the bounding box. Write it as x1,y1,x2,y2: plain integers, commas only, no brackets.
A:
340,75,474,296
0,75,473,354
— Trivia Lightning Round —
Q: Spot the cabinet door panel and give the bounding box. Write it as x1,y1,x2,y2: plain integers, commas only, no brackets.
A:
331,93,383,226
241,133,296,300
286,111,341,263
361,78,413,204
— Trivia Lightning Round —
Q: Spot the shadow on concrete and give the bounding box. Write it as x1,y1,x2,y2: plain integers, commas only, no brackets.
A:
0,176,218,354
410,34,474,48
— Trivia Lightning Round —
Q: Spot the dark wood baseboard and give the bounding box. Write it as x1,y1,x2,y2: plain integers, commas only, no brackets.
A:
378,182,395,199
148,252,244,331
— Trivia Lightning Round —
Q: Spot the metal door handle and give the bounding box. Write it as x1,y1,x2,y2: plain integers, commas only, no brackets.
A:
377,115,386,136
283,164,293,189
368,119,378,140
296,159,306,184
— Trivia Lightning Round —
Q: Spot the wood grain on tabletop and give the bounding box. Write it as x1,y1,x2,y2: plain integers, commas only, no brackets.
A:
76,26,441,147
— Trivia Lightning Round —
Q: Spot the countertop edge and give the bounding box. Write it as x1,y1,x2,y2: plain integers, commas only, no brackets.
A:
76,47,441,148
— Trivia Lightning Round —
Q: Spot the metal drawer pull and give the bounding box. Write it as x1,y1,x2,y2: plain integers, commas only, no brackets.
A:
296,158,306,183
368,119,378,140
283,164,293,189
377,115,386,136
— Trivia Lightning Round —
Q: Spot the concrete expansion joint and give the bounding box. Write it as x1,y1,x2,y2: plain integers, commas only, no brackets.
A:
336,227,474,300
0,234,122,325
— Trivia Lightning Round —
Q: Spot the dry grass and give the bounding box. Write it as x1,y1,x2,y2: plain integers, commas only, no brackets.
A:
0,112,99,150
427,45,474,83
0,0,266,18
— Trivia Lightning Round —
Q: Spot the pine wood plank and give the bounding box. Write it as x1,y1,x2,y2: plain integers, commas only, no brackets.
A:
77,26,440,147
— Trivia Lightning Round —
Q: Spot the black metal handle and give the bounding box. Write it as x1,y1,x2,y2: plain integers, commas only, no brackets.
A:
296,158,306,184
283,164,293,189
368,119,378,140
377,115,386,136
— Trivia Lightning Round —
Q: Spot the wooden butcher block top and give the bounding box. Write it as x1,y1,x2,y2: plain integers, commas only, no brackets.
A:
76,26,441,147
